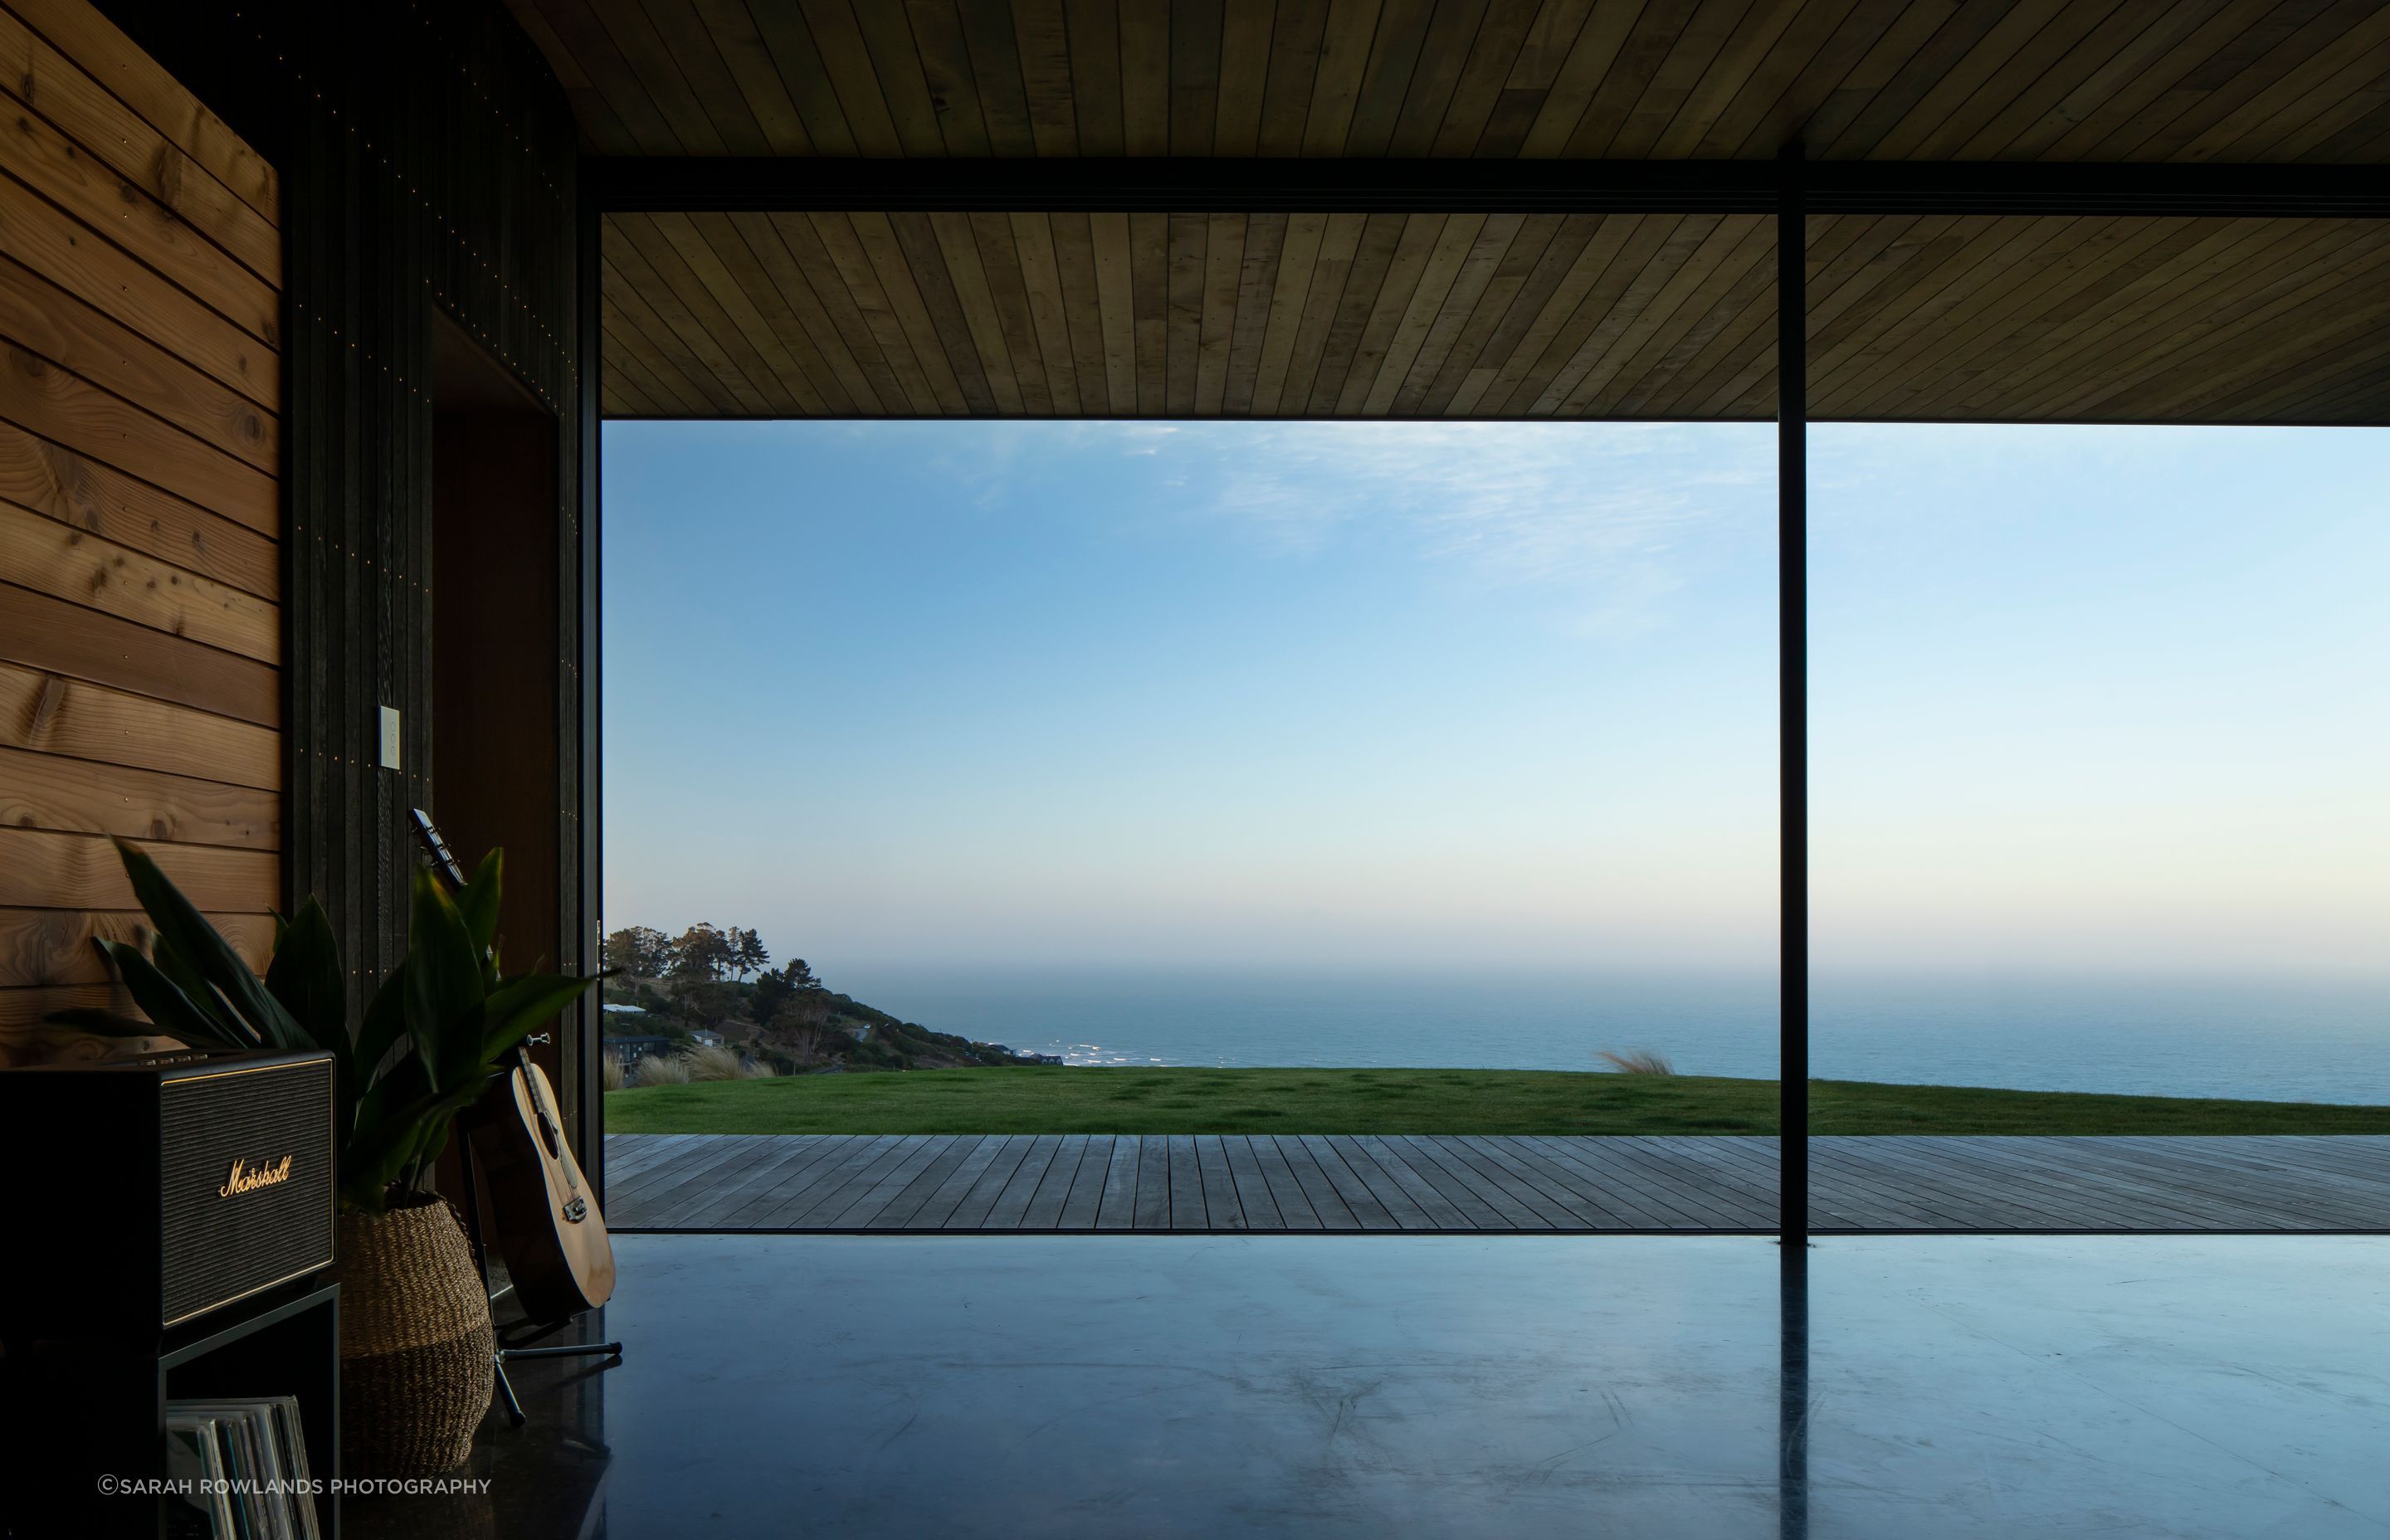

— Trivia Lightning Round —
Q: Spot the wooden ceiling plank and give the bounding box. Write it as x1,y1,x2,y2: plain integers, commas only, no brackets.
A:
1608,213,1774,412
850,0,958,155
1778,0,1956,157
1300,0,1389,155
1630,235,1777,414
606,216,782,413
1606,0,1784,160
1650,0,1840,158
1256,0,1335,154
1009,211,1085,412
2178,7,2390,162
1250,212,1327,413
1940,219,2349,416
954,0,1040,155
1466,0,1597,157
1274,210,1367,414
1172,0,1229,156
735,211,898,412
904,1,997,156
2115,0,2383,161
2031,0,2307,161
1389,212,1523,412
1334,210,1453,414
2290,85,2390,163
1004,0,1082,155
1163,211,1209,412
1690,0,1872,158
699,212,864,414
1120,0,1173,155
2240,345,2390,422
759,211,925,413
797,0,920,156
2006,226,2390,419
1360,210,1485,414
1812,0,2022,159
1416,211,1563,412
2105,285,2390,421
1063,0,1126,154
1128,211,1169,412
1088,211,1139,412
1952,219,2370,419
1955,0,2237,160
851,211,973,412
1414,0,1542,158
928,210,1025,412
580,0,738,153
966,211,1056,412
889,210,1002,412
1223,211,1290,413
598,309,702,416
1047,214,1115,410
1534,213,1716,415
1213,0,1279,156
1553,2,1699,158
744,2,867,155
1484,212,1656,413
1436,210,1599,410
1803,214,2083,417
1562,215,1767,413
1341,0,1460,159
651,211,846,413
2069,0,2345,160
1878,0,2136,163
685,0,817,152
599,271,735,415
1302,209,1409,413
1195,212,1247,412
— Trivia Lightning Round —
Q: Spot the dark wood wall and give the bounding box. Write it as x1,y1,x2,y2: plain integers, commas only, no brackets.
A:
0,0,281,1062
94,0,598,1150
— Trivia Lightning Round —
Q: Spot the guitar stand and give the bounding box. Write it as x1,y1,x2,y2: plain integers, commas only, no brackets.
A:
458,1128,623,1429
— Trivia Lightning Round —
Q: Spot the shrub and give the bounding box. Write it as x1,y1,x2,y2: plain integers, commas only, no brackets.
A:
637,1053,694,1085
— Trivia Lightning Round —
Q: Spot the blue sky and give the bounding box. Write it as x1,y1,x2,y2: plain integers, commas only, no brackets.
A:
602,421,2389,979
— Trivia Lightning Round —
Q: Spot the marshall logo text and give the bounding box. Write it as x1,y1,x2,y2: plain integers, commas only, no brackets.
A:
218,1155,295,1198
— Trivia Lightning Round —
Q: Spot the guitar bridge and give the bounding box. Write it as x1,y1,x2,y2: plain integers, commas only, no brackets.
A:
562,1196,588,1224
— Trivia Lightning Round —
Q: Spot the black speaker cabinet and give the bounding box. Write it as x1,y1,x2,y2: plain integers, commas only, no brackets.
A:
0,1050,336,1333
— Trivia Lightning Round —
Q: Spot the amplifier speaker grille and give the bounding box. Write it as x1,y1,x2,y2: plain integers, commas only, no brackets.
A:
159,1059,336,1325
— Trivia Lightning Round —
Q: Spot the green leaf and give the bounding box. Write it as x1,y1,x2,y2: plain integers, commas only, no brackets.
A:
146,931,255,1049
458,848,504,962
114,839,308,1051
404,866,486,1094
354,967,409,1088
478,973,598,1065
266,898,353,1117
92,938,256,1051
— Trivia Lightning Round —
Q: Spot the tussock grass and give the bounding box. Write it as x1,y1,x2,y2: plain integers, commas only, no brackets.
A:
1597,1048,1676,1075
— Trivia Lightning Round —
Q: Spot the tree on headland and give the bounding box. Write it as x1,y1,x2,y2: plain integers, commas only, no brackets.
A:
671,923,737,982
731,927,770,980
602,925,675,979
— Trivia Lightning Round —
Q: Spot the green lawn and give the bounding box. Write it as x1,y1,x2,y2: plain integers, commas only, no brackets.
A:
602,1066,2390,1137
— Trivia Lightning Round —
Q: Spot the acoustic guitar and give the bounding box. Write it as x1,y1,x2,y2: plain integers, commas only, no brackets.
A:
412,810,616,1323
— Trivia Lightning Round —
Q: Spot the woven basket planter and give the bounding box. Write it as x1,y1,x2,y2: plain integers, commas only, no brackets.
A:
336,1196,494,1476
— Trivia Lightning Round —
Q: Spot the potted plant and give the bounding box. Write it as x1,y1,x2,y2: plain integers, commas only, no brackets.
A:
54,839,597,1476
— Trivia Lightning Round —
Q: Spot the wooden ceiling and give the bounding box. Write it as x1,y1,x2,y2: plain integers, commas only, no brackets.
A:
511,1,2390,423
514,0,2390,163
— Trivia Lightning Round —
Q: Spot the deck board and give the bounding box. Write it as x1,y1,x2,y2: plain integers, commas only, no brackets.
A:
599,1134,2390,1233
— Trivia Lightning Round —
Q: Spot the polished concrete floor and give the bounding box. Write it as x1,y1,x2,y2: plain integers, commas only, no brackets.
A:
354,1234,2389,1538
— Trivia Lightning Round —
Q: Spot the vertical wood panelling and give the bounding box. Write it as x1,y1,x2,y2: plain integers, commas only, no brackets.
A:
0,0,280,1061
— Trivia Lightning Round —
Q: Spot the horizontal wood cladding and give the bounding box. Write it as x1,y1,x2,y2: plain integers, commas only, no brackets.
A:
517,0,2390,166
0,0,279,1043
602,209,2390,424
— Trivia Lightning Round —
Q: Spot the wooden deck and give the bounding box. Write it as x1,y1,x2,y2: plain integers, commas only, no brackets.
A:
600,1133,2390,1234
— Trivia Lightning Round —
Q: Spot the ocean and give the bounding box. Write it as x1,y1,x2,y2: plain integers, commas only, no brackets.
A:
840,967,2390,1106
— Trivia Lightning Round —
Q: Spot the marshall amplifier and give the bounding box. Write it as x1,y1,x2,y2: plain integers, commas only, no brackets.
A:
0,1050,335,1333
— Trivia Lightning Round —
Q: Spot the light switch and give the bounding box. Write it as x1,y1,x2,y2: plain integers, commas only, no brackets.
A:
380,706,402,770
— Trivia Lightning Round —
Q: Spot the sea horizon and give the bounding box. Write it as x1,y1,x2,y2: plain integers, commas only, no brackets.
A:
832,964,2390,1107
